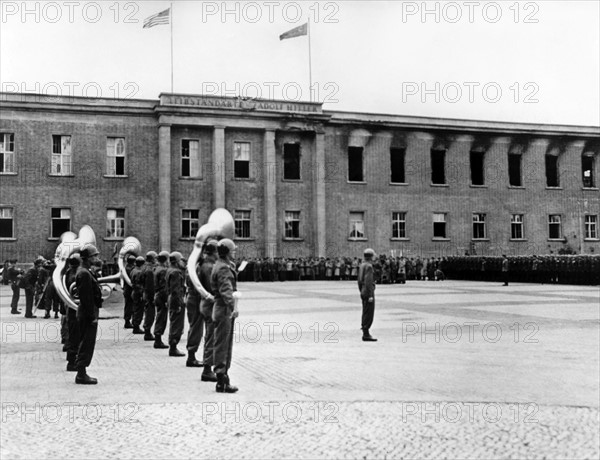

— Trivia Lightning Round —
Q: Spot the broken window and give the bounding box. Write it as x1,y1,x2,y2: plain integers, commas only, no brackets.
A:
545,154,559,187
582,154,595,188
348,147,364,182
431,149,446,185
390,148,406,183
234,142,250,179
508,154,522,186
283,143,300,180
470,151,485,186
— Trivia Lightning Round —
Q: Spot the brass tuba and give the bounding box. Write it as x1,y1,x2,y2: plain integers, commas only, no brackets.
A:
187,208,235,300
53,225,96,311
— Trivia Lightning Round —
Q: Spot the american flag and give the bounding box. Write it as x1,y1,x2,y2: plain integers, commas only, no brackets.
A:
143,8,170,28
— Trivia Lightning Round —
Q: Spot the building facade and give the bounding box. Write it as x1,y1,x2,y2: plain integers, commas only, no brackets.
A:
1,92,599,263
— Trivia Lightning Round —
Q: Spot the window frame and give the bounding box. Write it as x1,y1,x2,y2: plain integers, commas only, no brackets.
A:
106,137,127,177
234,209,252,239
106,208,126,240
50,207,72,239
233,141,251,179
391,211,407,239
584,214,598,240
582,154,596,188
284,210,301,239
181,209,200,239
432,212,448,239
470,150,486,186
508,153,523,187
472,213,487,240
51,134,73,176
0,206,15,239
181,139,201,178
349,211,366,240
510,214,525,240
548,214,563,240
0,133,15,174
430,149,446,186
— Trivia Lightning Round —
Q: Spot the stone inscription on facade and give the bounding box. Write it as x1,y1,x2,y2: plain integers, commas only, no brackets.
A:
161,95,322,114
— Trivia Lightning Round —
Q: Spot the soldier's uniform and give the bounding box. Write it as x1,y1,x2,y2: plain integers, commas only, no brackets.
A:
22,261,40,318
122,255,136,328
130,257,145,334
152,251,170,349
74,244,102,385
141,252,158,340
199,244,218,382
211,241,238,393
185,262,204,366
65,256,81,370
166,252,186,356
358,248,377,342
7,260,23,314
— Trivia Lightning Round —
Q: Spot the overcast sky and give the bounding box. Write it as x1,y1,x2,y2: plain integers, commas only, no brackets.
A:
1,0,599,126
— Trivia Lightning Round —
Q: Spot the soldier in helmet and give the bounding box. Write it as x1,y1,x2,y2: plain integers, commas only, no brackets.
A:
166,251,186,357
358,248,377,342
130,256,146,334
211,238,239,393
65,253,81,371
74,244,102,385
122,254,136,329
141,251,158,341
198,240,218,382
152,251,170,349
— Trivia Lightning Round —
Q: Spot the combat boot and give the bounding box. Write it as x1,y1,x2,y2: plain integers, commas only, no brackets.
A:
66,362,77,372
132,325,144,334
144,330,155,341
186,351,202,367
201,365,217,382
153,334,169,349
75,369,98,385
124,320,133,329
216,374,238,393
362,329,378,342
169,344,185,357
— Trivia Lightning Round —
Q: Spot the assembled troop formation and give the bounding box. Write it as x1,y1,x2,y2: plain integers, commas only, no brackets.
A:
237,254,599,286
1,239,240,393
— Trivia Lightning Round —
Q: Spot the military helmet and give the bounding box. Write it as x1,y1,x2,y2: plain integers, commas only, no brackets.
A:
157,250,170,262
363,248,375,258
80,244,99,259
135,256,145,266
169,251,183,264
146,251,158,261
217,239,236,257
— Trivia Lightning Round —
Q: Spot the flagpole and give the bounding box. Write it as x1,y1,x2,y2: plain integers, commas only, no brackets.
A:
308,19,313,102
170,2,174,93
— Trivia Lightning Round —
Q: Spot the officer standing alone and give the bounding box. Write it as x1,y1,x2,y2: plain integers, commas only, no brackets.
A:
358,248,377,342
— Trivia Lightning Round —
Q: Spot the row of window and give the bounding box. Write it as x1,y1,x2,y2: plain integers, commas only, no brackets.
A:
0,207,597,242
1,132,596,187
0,133,301,180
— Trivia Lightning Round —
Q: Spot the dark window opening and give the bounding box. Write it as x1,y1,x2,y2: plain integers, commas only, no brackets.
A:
0,216,13,238
431,149,446,185
52,135,61,154
508,154,522,186
545,155,559,187
583,155,595,188
51,208,71,238
181,140,190,177
348,147,363,182
470,151,485,185
283,143,301,180
234,161,249,179
115,157,125,176
390,148,406,183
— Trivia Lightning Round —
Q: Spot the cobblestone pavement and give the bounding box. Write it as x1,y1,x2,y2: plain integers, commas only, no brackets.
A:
1,281,599,459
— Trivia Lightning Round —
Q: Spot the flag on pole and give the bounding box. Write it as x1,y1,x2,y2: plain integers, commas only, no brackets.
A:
143,8,170,28
279,23,308,40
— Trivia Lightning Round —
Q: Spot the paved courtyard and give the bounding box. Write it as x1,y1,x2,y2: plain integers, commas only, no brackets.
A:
1,280,599,459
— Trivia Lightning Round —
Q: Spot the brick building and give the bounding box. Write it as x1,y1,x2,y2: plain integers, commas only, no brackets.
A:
1,92,599,263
